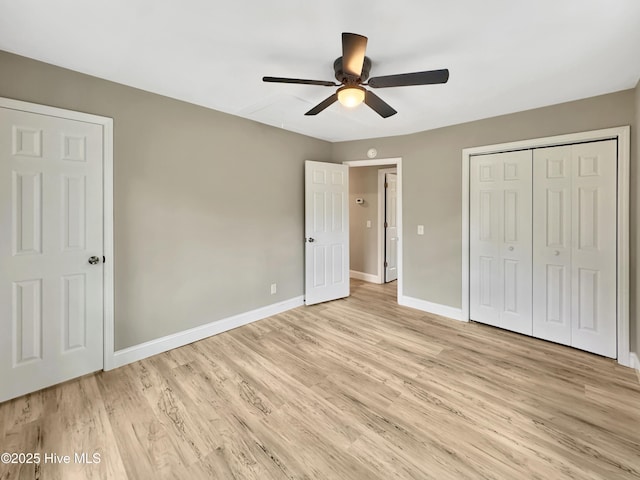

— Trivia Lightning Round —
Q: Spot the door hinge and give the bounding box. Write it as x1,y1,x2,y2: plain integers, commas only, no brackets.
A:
103,256,106,263
384,221,388,228
384,182,388,188
384,261,388,267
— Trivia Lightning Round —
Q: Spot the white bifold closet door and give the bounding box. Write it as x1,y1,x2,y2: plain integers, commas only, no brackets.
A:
532,140,617,358
470,150,532,335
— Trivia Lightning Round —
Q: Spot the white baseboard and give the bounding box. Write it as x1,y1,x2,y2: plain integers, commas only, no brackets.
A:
108,296,304,370
350,270,382,284
630,353,640,373
398,295,465,322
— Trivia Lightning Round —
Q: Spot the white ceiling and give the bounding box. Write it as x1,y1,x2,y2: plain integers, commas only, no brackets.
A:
1,0,639,142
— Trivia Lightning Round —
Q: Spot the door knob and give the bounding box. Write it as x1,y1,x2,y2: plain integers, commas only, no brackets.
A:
307,238,315,243
88,256,101,265
553,250,560,256
508,246,514,251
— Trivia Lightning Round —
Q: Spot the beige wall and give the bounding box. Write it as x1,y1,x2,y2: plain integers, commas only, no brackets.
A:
1,49,637,360
0,51,332,350
349,165,395,276
332,90,637,355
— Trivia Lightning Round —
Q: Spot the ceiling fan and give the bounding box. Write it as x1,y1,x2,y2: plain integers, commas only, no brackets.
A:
263,32,449,118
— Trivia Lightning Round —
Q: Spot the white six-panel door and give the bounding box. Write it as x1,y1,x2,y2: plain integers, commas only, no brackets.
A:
385,173,398,283
533,141,617,357
570,141,617,357
470,150,532,335
0,107,104,403
532,145,573,345
304,161,349,305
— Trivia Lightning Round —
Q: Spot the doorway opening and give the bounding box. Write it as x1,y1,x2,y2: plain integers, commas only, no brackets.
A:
344,158,403,302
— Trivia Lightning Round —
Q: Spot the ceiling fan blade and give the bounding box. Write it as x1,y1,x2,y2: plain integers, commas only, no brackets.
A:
263,76,338,87
368,69,449,88
305,93,338,115
342,32,368,77
364,90,397,118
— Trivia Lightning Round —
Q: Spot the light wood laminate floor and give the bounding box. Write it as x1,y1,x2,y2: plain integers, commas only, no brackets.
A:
1,279,639,479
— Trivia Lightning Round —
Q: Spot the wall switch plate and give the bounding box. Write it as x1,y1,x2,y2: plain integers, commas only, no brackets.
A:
417,225,424,235
270,283,277,295
366,220,372,228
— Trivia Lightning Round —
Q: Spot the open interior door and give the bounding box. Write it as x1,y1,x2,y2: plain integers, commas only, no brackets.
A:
305,161,349,305
384,173,398,282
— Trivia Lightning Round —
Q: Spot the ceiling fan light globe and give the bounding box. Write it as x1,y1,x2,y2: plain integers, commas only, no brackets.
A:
337,86,365,108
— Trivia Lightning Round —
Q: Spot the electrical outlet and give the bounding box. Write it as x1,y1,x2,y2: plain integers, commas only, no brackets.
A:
366,220,372,228
417,225,424,235
270,283,277,295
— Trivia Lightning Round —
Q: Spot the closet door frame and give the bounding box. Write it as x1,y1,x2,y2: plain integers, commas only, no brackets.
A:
461,126,630,367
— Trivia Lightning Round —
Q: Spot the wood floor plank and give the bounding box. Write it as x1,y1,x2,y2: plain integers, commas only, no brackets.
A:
1,279,639,479
96,365,187,479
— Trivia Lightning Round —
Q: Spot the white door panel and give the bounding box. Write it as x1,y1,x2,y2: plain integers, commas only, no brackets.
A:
532,141,617,358
385,173,398,282
305,161,349,305
0,108,104,403
470,150,532,335
533,146,572,345
570,141,617,358
471,162,500,322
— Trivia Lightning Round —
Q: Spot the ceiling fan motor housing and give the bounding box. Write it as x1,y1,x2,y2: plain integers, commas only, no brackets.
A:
334,56,372,84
